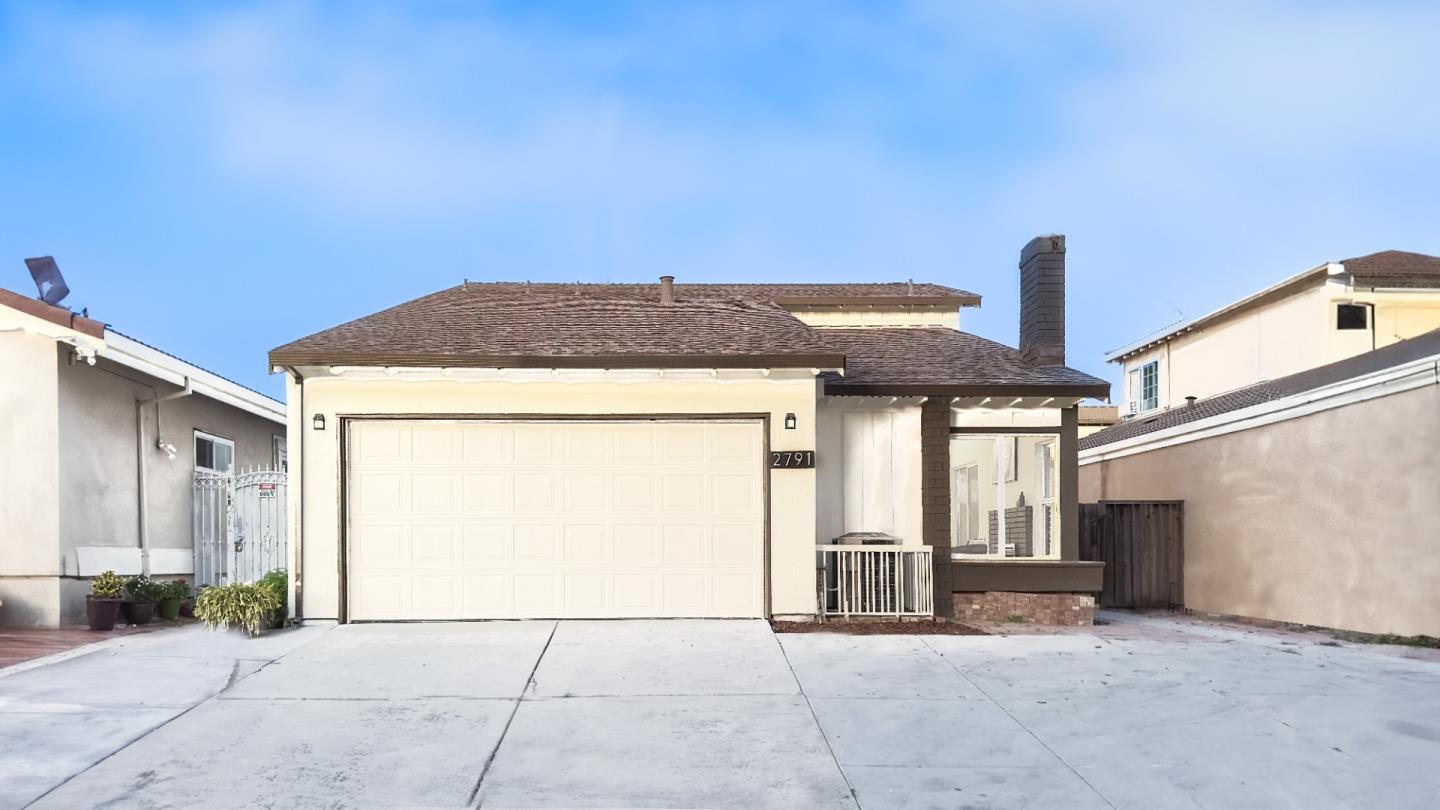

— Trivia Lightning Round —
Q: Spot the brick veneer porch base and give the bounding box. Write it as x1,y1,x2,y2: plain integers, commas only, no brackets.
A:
953,591,1095,626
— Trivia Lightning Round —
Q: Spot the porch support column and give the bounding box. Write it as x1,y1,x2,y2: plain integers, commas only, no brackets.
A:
921,399,953,616
1059,404,1079,561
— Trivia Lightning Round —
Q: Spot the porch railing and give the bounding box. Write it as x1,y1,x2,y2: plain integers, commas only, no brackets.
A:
817,545,934,617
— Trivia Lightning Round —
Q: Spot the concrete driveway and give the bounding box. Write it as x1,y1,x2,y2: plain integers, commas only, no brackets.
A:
2,614,1439,809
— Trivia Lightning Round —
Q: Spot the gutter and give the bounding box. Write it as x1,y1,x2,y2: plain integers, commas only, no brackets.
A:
137,378,193,577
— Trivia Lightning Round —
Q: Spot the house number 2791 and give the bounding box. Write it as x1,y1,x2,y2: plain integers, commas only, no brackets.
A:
769,451,815,469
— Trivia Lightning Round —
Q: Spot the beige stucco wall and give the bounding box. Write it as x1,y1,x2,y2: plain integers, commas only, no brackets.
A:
787,305,961,329
293,373,819,620
1079,383,1440,636
1120,284,1440,413
0,331,63,626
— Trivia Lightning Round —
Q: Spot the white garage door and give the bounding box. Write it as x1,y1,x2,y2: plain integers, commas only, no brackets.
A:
345,419,766,620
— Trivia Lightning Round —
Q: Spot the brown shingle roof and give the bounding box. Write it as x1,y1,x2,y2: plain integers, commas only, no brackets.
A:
1081,327,1440,450
1342,250,1440,288
458,281,980,305
820,328,1110,397
269,286,845,368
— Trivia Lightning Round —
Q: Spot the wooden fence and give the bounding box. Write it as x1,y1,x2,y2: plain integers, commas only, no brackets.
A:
1079,501,1184,610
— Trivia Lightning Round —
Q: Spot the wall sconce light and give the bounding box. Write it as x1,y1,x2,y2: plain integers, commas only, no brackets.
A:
784,412,797,430
312,414,326,431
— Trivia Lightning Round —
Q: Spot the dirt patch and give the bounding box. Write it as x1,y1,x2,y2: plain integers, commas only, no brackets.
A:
771,620,987,636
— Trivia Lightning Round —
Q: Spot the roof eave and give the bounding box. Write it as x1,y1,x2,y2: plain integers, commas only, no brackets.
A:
775,295,982,308
824,382,1112,399
267,351,848,370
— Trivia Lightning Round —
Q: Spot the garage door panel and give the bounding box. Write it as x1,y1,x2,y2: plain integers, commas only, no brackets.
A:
462,524,511,562
353,474,405,515
562,525,607,562
348,420,764,620
514,525,560,561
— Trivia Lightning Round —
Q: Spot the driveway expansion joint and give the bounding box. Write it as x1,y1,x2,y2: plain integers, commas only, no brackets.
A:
468,619,558,808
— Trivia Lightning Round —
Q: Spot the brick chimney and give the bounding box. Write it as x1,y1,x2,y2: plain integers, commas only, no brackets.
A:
1019,234,1066,366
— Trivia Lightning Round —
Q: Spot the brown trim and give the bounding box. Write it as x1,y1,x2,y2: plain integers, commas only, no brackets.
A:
0,287,106,338
949,426,1061,435
336,413,775,622
826,383,1111,398
337,416,349,624
270,351,846,370
949,560,1103,593
920,400,953,617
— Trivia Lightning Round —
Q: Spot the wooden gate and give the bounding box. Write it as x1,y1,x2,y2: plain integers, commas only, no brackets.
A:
1080,501,1183,609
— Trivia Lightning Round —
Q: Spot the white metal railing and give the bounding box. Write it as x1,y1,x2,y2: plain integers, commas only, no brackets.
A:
817,545,934,617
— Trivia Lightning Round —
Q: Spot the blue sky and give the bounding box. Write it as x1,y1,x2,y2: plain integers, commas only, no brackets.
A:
2,1,1437,400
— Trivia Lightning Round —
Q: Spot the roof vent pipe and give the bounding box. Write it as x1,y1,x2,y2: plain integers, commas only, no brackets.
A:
659,275,675,304
1185,396,1197,407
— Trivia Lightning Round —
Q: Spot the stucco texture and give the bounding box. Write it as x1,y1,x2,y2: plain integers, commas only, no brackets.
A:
294,374,819,620
1080,383,1440,637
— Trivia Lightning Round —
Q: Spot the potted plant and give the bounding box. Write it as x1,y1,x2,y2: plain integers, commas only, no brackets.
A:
121,575,160,625
257,569,288,629
87,571,125,631
193,582,281,637
156,579,190,621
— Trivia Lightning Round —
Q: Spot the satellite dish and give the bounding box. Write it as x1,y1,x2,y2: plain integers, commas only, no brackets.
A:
25,256,70,306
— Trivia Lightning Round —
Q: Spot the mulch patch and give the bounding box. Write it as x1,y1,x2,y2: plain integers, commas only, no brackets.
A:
771,620,987,636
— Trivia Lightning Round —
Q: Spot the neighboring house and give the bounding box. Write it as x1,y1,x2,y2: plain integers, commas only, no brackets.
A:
269,235,1110,626
0,288,286,627
1107,250,1440,417
1077,405,1119,438
1080,327,1440,637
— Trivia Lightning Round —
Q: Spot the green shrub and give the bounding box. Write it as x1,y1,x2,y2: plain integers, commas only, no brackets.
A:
124,575,164,603
257,569,288,618
90,571,125,599
193,582,281,637
158,579,191,602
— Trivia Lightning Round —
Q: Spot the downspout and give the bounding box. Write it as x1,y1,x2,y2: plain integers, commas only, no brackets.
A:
285,366,305,621
137,378,193,576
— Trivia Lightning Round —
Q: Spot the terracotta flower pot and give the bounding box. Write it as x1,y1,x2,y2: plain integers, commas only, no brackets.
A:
121,601,156,625
156,598,182,621
87,597,123,631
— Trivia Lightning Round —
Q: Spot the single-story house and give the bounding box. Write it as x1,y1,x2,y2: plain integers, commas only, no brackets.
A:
0,285,286,627
1080,327,1440,637
270,235,1110,624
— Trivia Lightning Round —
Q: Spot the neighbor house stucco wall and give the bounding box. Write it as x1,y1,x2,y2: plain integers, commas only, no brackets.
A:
1119,283,1440,413
49,354,283,623
293,374,819,620
1079,382,1440,637
0,331,62,626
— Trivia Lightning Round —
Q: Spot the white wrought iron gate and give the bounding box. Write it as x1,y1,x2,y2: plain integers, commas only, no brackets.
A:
193,469,287,586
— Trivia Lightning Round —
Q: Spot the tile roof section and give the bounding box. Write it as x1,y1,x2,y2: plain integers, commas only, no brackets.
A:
269,287,846,368
1082,327,1440,450
1342,250,1440,288
820,328,1110,396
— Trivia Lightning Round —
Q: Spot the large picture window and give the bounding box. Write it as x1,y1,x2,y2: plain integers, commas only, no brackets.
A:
949,433,1061,560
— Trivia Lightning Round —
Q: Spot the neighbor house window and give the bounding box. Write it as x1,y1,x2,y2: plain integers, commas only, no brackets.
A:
1129,360,1160,413
949,434,1062,560
195,430,235,475
272,435,288,472
1337,304,1368,330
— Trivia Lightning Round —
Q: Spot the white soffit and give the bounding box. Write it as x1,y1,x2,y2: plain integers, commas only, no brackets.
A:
103,331,285,425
